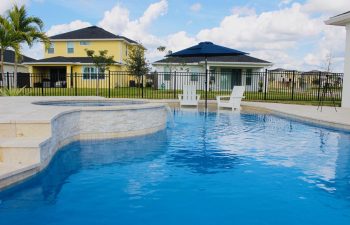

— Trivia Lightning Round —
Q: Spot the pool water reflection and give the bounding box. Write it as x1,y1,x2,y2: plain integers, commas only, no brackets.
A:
0,110,350,225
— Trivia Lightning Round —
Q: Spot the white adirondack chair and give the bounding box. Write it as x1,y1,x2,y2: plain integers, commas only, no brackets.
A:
216,86,245,111
179,85,200,107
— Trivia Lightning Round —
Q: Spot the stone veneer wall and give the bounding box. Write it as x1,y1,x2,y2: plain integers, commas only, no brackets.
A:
39,105,168,168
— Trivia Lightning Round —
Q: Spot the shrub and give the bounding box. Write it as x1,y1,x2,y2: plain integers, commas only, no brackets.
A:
0,87,27,96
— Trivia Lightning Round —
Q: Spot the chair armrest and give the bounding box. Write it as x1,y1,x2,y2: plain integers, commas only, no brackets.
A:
231,96,245,99
216,96,230,100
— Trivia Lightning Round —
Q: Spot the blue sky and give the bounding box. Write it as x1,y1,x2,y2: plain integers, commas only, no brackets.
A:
1,0,349,71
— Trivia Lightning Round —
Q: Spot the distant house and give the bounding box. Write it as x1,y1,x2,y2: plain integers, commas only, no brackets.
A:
325,11,350,108
23,26,141,88
152,47,272,91
0,49,35,87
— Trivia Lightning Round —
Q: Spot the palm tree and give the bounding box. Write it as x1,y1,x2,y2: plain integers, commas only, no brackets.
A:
7,4,49,87
0,16,20,85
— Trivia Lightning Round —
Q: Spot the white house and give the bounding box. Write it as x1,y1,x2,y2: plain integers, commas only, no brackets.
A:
0,49,35,87
152,50,272,92
326,11,350,108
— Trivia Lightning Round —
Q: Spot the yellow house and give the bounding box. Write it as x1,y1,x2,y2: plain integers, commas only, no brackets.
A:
24,26,140,88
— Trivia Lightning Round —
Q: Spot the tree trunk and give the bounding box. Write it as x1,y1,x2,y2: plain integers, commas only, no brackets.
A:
1,48,4,86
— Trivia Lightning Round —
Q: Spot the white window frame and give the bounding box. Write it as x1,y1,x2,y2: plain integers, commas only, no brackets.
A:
48,43,54,54
80,41,90,46
82,66,105,80
67,42,74,54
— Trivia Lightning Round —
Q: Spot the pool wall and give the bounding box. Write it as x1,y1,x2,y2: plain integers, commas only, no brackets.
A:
0,99,168,190
40,106,167,168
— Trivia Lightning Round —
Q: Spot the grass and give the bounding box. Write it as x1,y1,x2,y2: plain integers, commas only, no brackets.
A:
12,87,341,106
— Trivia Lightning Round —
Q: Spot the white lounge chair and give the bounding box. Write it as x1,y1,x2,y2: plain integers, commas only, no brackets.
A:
216,86,245,111
179,85,200,107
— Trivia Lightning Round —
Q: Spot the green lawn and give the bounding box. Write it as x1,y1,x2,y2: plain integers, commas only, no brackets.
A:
18,87,341,106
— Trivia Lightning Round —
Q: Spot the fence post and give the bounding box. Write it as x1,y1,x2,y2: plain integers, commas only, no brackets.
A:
41,74,44,96
317,72,322,101
74,72,78,96
291,70,295,100
6,72,10,89
108,70,111,98
264,69,268,100
141,73,144,98
173,71,177,99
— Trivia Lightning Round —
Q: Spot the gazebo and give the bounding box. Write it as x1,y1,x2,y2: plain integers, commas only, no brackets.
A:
326,11,350,108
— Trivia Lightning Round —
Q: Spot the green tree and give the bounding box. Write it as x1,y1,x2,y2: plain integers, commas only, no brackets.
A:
85,49,114,96
125,46,150,87
0,16,20,84
7,4,50,87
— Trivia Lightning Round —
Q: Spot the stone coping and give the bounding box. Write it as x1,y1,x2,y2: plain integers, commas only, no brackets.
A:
241,102,350,131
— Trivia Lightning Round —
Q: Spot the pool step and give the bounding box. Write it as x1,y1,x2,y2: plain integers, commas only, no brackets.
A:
0,122,51,138
0,138,42,165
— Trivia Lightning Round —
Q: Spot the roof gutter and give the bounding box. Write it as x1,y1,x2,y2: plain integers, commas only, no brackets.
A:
325,12,350,26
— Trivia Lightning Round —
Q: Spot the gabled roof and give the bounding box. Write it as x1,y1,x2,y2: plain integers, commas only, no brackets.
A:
153,55,271,65
23,56,120,65
49,26,138,44
325,11,350,26
0,49,36,64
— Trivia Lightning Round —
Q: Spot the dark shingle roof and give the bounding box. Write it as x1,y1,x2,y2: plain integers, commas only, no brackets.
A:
49,26,138,44
153,55,271,64
24,56,119,64
0,49,36,63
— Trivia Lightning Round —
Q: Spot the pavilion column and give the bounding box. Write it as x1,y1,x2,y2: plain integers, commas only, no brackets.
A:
342,24,350,108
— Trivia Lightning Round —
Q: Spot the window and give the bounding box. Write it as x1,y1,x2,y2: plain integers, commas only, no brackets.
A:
48,43,54,54
191,72,199,82
246,69,252,85
209,69,216,82
80,41,90,46
164,73,171,81
83,67,105,80
67,42,74,54
164,67,171,81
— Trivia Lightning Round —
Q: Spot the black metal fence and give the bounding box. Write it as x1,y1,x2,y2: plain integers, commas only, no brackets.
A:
0,70,343,103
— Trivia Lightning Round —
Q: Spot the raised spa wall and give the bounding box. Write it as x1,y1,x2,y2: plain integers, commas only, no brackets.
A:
0,102,168,190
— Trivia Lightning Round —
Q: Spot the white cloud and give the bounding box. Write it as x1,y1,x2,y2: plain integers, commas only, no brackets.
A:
231,6,256,16
197,3,322,51
302,0,350,15
0,0,28,15
190,3,202,12
303,26,346,72
46,20,91,36
98,0,168,47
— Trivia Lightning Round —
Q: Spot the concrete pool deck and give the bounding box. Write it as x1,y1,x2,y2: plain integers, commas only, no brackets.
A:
241,102,350,130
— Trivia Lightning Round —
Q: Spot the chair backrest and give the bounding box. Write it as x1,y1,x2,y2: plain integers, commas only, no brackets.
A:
182,85,197,102
230,86,245,101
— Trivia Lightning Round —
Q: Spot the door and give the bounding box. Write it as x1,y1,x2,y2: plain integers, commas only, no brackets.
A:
220,68,242,90
231,69,242,87
50,67,66,87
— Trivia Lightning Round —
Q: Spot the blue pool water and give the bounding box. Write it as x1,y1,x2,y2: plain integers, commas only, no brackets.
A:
0,110,350,225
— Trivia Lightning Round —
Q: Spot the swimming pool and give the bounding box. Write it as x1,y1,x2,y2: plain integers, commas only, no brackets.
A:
0,110,349,225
